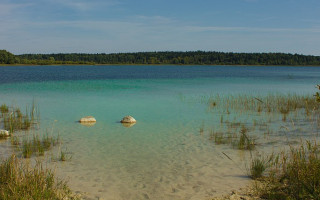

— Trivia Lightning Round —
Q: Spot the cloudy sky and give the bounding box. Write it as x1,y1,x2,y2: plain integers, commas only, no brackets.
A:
1,0,320,55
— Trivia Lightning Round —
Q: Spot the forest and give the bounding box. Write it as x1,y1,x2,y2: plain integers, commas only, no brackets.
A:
1,49,320,66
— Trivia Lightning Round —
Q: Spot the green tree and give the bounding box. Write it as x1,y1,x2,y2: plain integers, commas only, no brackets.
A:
0,50,18,64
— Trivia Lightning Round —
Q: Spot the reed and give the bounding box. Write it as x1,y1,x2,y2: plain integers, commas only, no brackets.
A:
22,140,33,158
20,133,60,158
207,94,319,115
209,130,225,144
1,102,40,133
60,151,67,161
0,155,77,199
234,125,256,150
250,157,267,179
0,104,9,114
251,140,320,200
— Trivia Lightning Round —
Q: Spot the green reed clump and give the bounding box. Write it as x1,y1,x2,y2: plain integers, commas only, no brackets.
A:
249,156,272,179
207,93,320,115
60,151,67,162
209,129,235,145
252,140,320,200
21,133,60,158
1,102,40,133
33,134,45,156
0,155,76,200
233,126,256,150
58,148,72,162
0,104,9,114
43,136,52,150
22,140,33,158
207,124,256,150
210,131,224,144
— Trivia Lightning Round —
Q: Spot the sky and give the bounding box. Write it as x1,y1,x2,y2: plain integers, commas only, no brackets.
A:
1,0,320,55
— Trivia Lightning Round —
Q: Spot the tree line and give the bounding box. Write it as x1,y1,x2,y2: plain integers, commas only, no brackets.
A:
1,49,320,66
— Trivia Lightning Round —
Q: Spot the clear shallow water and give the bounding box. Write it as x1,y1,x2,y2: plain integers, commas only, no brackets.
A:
0,65,320,200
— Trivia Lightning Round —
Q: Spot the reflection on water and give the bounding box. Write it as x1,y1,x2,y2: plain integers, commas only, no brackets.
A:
79,122,97,127
121,123,136,128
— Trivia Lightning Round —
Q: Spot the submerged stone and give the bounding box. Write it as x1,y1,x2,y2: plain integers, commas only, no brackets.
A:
79,116,97,123
120,116,136,123
0,130,10,137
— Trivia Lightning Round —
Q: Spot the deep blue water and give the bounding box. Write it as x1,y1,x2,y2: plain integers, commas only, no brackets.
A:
1,65,319,84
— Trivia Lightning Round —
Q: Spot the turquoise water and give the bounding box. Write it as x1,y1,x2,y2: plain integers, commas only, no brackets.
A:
0,65,319,199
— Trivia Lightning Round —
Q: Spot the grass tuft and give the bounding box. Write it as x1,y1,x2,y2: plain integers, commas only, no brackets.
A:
0,104,9,114
251,140,320,200
249,156,268,179
234,126,255,150
20,133,60,158
1,102,40,134
0,155,77,199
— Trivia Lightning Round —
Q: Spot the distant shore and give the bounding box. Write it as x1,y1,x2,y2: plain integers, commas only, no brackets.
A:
1,49,320,66
1,63,320,67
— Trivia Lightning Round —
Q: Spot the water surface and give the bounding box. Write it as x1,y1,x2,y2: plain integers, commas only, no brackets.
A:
0,65,319,200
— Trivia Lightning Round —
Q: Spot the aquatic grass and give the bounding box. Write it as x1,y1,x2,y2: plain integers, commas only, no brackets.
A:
0,104,9,114
207,94,320,115
209,128,235,145
209,101,217,108
57,147,72,162
1,102,63,159
33,134,45,156
257,105,262,113
220,115,223,124
249,154,275,180
199,121,204,135
250,140,320,200
20,133,60,158
1,102,40,133
10,136,20,146
42,133,53,150
208,89,320,199
209,130,224,144
0,155,77,200
22,140,33,158
60,151,67,161
233,125,256,150
250,157,267,179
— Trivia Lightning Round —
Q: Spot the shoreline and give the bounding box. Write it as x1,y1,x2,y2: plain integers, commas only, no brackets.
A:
1,63,320,67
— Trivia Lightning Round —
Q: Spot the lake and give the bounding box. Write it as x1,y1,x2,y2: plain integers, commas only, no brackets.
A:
0,65,319,200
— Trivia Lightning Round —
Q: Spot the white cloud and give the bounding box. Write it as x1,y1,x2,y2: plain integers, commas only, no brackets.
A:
0,2,32,17
183,25,320,33
1,14,320,55
49,0,119,11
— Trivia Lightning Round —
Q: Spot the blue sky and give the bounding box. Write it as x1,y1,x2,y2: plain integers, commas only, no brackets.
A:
1,0,320,55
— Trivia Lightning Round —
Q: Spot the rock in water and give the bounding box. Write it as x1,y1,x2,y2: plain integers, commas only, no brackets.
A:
0,130,10,137
79,116,97,123
120,116,136,123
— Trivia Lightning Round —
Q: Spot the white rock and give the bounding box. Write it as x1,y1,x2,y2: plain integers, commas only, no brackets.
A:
0,130,10,137
120,116,136,123
79,116,96,123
